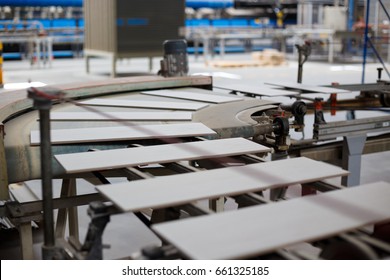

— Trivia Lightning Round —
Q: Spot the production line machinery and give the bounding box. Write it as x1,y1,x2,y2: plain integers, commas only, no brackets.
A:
0,72,390,260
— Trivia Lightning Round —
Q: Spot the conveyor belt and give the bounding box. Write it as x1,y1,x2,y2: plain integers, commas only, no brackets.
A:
47,111,193,121
3,76,277,183
30,123,216,145
153,181,390,259
142,88,244,103
1,75,390,260
79,98,209,111
55,137,270,174
265,81,352,94
214,83,300,97
96,157,348,212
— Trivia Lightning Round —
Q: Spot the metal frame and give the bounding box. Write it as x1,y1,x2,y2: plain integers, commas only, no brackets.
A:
362,0,390,82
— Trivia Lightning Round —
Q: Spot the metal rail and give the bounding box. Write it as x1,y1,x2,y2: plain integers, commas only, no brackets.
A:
314,115,390,140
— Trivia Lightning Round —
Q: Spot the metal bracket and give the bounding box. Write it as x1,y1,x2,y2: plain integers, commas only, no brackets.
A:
80,201,113,260
341,134,367,187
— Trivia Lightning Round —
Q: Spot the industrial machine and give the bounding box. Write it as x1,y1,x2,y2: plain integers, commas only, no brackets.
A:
83,0,186,77
0,65,390,260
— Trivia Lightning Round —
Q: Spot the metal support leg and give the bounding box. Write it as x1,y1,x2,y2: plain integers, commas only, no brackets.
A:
47,37,53,68
194,38,199,60
341,134,367,187
270,151,288,201
209,197,225,212
203,37,209,62
55,178,79,241
81,201,111,260
55,183,68,238
28,87,63,259
0,123,9,200
85,55,90,74
220,38,225,59
38,108,55,259
328,35,334,63
19,222,34,260
35,38,41,68
111,55,117,78
67,179,79,241
148,57,153,72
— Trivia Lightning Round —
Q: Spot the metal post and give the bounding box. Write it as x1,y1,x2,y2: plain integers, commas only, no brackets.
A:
209,197,225,212
27,87,63,259
0,123,10,200
328,34,334,63
348,0,355,31
220,37,225,58
19,223,34,260
82,202,111,260
297,50,303,83
111,54,117,78
39,106,55,258
362,0,370,83
35,37,41,68
270,151,289,201
148,57,153,72
85,54,90,73
203,35,209,62
296,42,311,83
47,37,53,68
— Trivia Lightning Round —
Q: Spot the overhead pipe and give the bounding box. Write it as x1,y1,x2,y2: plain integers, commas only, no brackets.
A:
0,0,234,8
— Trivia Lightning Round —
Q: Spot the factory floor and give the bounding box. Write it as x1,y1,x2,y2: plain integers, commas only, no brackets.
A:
1,53,389,260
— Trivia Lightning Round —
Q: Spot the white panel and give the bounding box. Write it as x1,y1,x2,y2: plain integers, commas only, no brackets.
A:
214,83,299,97
30,123,216,145
141,89,243,103
265,81,351,94
55,138,270,174
48,111,192,121
79,98,209,111
96,157,348,212
153,181,390,259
